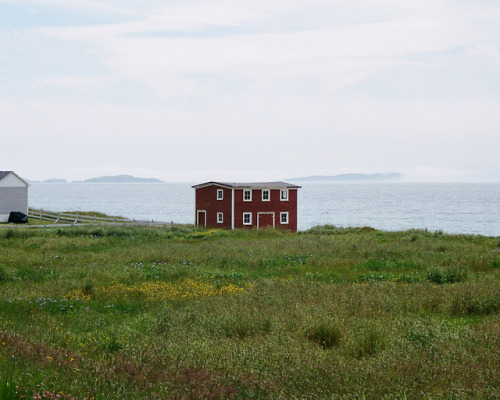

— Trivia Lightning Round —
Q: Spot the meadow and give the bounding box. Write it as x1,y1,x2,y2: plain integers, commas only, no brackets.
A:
0,224,499,399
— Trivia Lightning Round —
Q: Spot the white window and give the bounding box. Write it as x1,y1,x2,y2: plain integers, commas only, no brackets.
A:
243,212,252,225
243,189,252,201
280,212,289,224
217,189,223,200
262,189,270,201
217,212,223,223
280,189,289,201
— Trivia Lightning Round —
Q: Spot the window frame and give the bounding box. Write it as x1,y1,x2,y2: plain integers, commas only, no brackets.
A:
217,189,224,200
243,212,252,225
280,189,289,201
280,212,289,224
262,189,270,201
243,189,252,201
217,212,223,223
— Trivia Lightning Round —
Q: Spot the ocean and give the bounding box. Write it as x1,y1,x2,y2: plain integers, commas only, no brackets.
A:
28,182,500,236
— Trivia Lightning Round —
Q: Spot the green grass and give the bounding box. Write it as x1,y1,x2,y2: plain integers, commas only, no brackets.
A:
0,225,499,399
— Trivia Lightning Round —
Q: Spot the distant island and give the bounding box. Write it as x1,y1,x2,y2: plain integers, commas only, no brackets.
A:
27,178,68,184
80,175,164,183
30,175,164,183
288,173,403,182
43,179,68,183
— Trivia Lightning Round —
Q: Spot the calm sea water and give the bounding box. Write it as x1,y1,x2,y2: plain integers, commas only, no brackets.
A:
28,182,500,236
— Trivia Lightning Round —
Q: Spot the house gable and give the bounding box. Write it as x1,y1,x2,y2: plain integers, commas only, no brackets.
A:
0,171,29,188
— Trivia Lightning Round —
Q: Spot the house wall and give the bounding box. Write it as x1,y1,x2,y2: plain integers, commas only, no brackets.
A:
0,187,28,222
233,188,298,231
194,185,233,229
194,184,299,232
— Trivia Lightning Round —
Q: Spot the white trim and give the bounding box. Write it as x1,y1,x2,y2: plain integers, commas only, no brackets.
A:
231,189,235,230
196,210,207,227
243,189,252,201
280,212,289,224
243,212,252,225
257,212,275,229
192,181,301,190
217,189,223,200
262,189,270,201
194,189,197,225
217,212,223,223
280,189,289,201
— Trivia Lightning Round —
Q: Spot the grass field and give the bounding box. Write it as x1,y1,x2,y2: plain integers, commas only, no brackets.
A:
0,224,499,399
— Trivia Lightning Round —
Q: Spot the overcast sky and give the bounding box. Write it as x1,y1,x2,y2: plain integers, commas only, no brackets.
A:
1,0,499,182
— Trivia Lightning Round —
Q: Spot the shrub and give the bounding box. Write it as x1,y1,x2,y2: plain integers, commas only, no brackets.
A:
304,271,342,284
357,273,388,283
392,274,423,283
83,278,94,297
3,229,17,239
450,291,500,316
221,317,253,339
406,325,435,348
305,321,342,349
426,266,468,284
15,266,58,282
0,362,18,400
350,326,384,359
0,266,8,282
363,258,385,271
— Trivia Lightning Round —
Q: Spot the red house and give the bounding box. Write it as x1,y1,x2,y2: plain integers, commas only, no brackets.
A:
192,181,301,232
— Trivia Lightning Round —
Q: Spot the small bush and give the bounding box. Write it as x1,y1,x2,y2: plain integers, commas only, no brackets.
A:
426,266,468,284
0,360,20,400
406,325,435,348
305,322,342,349
15,266,58,282
3,229,17,239
450,291,500,316
350,327,383,359
392,274,423,283
83,278,94,297
221,317,252,339
0,266,8,282
99,334,122,352
363,258,385,271
357,273,388,283
0,374,18,400
304,271,342,284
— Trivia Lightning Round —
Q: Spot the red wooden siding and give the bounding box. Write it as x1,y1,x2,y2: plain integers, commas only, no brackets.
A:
233,188,298,231
194,185,233,229
193,182,300,232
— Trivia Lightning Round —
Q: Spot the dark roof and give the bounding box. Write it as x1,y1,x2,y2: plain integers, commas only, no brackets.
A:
192,181,301,189
0,171,13,181
0,171,29,186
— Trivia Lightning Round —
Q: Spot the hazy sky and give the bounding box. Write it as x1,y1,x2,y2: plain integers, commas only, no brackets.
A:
2,0,500,182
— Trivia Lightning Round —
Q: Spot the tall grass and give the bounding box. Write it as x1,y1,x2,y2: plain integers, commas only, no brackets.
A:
0,225,498,399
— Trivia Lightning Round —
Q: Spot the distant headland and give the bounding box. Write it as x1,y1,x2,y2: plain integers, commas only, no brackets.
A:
288,173,403,182
30,175,165,183
78,175,164,183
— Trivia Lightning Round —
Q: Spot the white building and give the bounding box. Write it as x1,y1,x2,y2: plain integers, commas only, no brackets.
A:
0,171,29,222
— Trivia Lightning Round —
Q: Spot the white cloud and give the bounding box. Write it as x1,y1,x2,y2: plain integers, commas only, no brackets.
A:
33,0,488,99
2,0,500,181
465,43,500,63
0,0,162,17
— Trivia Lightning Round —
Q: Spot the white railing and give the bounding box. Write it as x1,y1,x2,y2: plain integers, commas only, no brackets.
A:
27,208,172,226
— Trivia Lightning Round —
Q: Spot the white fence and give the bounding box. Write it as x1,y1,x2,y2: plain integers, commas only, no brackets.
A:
27,208,171,226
